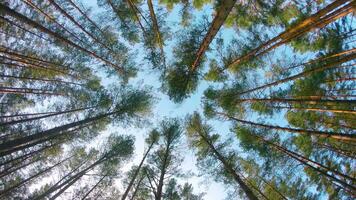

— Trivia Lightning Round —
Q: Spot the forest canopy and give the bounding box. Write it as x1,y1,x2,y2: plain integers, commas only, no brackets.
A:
0,0,355,199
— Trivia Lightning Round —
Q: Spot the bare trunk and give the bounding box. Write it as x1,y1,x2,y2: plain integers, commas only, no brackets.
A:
218,112,356,141
0,4,125,74
191,0,237,70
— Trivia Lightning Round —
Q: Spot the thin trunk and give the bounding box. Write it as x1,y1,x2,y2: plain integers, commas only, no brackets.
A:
33,156,90,200
0,57,74,77
236,52,356,96
147,0,166,66
0,155,72,197
191,0,237,71
235,97,356,106
271,105,356,115
129,175,145,200
23,0,86,45
0,4,125,74
0,111,115,157
66,0,106,35
0,74,83,86
323,77,356,83
126,0,147,34
81,175,106,200
0,111,59,119
218,112,356,142
0,16,53,43
0,86,65,96
196,128,258,200
121,142,155,200
0,105,96,127
0,47,73,71
280,48,356,73
257,175,288,200
155,141,171,200
256,135,356,192
48,155,111,200
0,124,88,158
0,155,42,178
0,142,58,167
315,142,356,159
226,0,353,69
48,0,116,55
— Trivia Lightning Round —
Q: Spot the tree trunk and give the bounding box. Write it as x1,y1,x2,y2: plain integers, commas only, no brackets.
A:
218,112,356,141
196,129,258,200
81,175,106,200
147,0,166,66
236,97,356,106
255,135,356,192
129,175,145,200
226,0,353,69
0,74,83,86
0,111,116,157
66,0,106,35
155,141,171,200
0,155,72,197
0,47,74,71
271,105,356,115
235,52,356,95
0,86,65,96
191,0,236,71
23,0,86,45
0,105,97,127
0,4,125,74
33,156,90,200
121,142,155,200
48,0,115,54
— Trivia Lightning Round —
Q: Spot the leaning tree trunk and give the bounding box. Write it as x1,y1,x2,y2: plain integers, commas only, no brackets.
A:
217,112,356,141
0,155,73,198
191,0,237,71
121,142,155,200
226,0,354,69
196,129,258,200
236,51,356,96
0,105,97,127
255,135,356,192
0,111,117,157
0,4,125,74
48,0,115,54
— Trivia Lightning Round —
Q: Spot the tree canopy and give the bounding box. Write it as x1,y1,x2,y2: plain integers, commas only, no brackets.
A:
1,0,355,199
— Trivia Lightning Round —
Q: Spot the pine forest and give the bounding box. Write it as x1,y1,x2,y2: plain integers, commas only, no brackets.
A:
0,0,355,199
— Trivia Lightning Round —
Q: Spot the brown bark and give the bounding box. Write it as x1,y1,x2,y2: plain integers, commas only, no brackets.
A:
191,0,237,71
0,47,76,72
48,0,116,54
0,16,53,43
226,0,354,69
0,4,125,74
0,111,116,157
235,52,356,96
218,112,356,142
66,0,106,35
147,0,166,66
271,105,356,115
23,0,86,44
